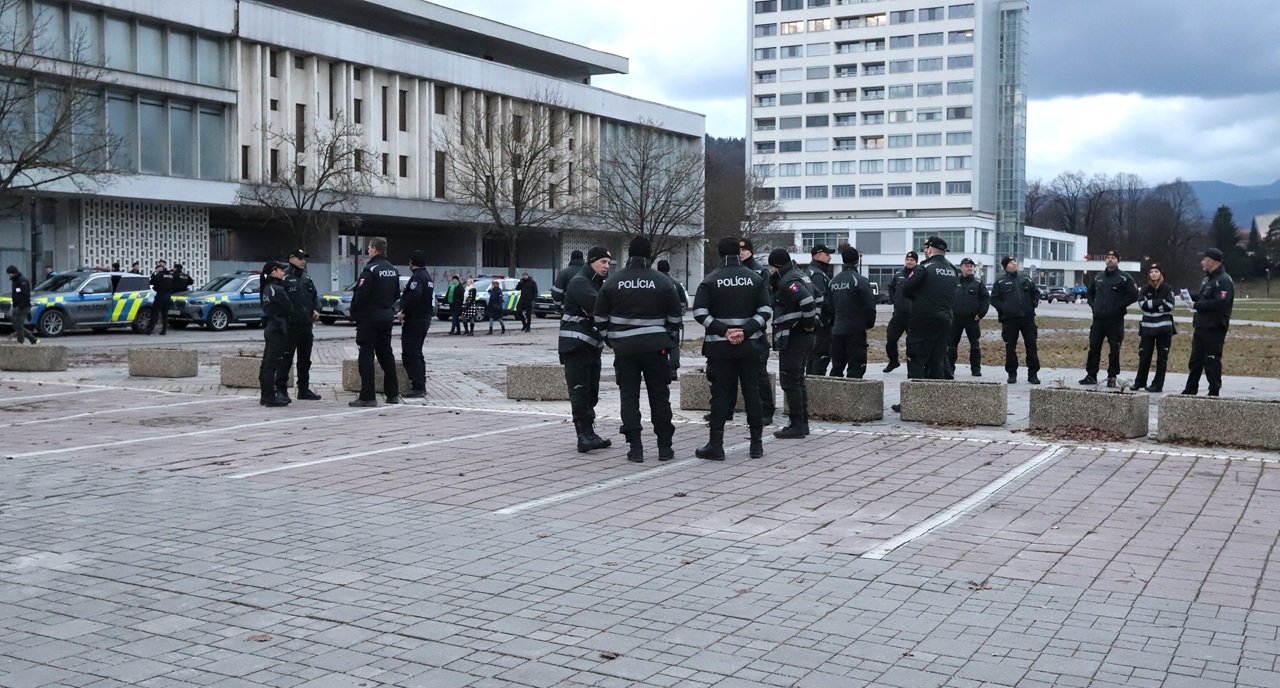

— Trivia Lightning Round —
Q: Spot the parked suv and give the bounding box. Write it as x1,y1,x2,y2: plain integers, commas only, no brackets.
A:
169,272,263,331
0,271,155,337
319,275,411,325
1045,287,1077,304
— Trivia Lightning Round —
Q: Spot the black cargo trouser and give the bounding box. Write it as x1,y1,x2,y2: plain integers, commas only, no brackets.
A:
778,330,814,424
829,330,868,378
885,312,909,364
706,355,763,443
906,315,951,380
1001,316,1040,374
259,327,289,399
401,318,428,392
806,323,831,375
757,346,774,421
276,323,314,394
1135,332,1171,390
948,316,982,376
561,348,602,424
520,301,533,330
12,306,36,343
356,319,398,400
1085,316,1125,379
150,294,171,333
614,350,674,447
1185,326,1227,394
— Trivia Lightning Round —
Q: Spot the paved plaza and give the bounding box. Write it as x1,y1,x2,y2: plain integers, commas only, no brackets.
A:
2,318,1279,687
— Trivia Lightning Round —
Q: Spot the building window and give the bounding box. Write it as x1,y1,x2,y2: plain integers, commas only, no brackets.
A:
947,80,973,95
168,31,194,82
399,89,409,131
916,157,941,171
269,148,279,181
834,113,856,126
780,92,803,105
836,64,857,78
949,30,975,44
381,87,389,141
268,49,278,78
862,87,884,100
917,182,941,195
807,42,831,57
889,60,914,74
947,131,972,145
887,158,911,173
833,184,856,198
780,140,802,152
781,44,803,58
863,62,885,76
240,145,250,180
833,161,856,174
755,47,777,60
808,19,830,32
381,152,389,175
860,185,883,197
399,155,408,178
755,0,777,12
946,155,972,170
757,70,778,84
859,160,883,173
269,99,278,112
888,135,912,148
806,115,830,127
782,0,803,10
756,141,777,154
835,136,856,151
949,3,975,19
353,67,363,81
781,21,804,34
808,0,831,6
754,163,776,176
888,110,912,123
862,136,883,151
889,35,914,49
755,117,777,131
806,91,830,104
779,186,801,199
805,185,828,199
755,23,778,37
862,112,884,125
805,138,829,152
888,85,913,99
918,57,943,71
888,183,912,197
918,82,943,97
919,32,944,47
294,54,305,70
807,66,830,79
949,54,974,69
295,164,306,185
434,85,448,114
780,116,802,130
805,162,828,175
295,104,306,152
946,181,972,195
947,106,973,120
915,230,966,252
756,187,776,200
921,7,945,21
169,104,194,178
139,99,167,174
802,232,844,251
781,68,804,81
353,99,363,124
917,111,943,125
890,10,914,24
755,94,777,107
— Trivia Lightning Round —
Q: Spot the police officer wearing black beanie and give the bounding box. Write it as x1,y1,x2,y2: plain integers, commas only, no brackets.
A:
552,249,585,313
596,236,683,462
827,247,877,378
901,236,958,382
694,237,771,460
768,247,817,438
399,250,435,397
258,261,296,407
560,245,613,453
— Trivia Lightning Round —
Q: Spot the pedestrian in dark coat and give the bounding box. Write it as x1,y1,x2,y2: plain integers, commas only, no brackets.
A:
948,257,990,378
827,247,876,378
560,247,613,453
990,256,1041,384
258,261,295,407
1133,263,1175,392
349,237,402,406
1182,248,1235,396
486,280,506,334
518,272,538,331
399,251,434,397
1080,250,1140,387
6,265,37,344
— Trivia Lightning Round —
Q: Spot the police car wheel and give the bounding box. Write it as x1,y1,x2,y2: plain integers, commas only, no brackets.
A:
207,306,231,331
35,309,65,337
131,309,153,334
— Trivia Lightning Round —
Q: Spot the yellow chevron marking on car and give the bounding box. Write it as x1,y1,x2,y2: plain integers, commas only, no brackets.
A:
33,296,65,305
503,292,520,310
109,293,151,322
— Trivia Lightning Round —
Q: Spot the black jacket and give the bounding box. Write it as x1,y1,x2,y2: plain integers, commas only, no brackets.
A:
595,257,684,355
400,267,435,322
828,268,876,335
1087,268,1140,320
1191,265,1234,329
350,255,400,323
692,256,771,359
741,254,772,284
171,270,194,293
991,271,1039,321
485,285,504,318
1138,281,1176,337
518,275,538,306
551,257,584,311
559,263,605,354
9,272,31,309
807,261,833,326
283,265,320,326
887,267,913,316
901,254,957,320
150,269,176,297
770,262,817,351
260,276,294,338
953,274,991,319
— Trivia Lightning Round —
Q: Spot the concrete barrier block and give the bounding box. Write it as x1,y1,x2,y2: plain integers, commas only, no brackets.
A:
1030,387,1149,438
342,358,411,394
899,379,1006,426
128,347,198,378
506,363,569,401
807,377,884,422
220,355,291,388
0,344,67,372
679,369,776,412
1157,395,1280,450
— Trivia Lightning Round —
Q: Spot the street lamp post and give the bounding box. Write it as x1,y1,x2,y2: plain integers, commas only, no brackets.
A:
1267,267,1271,298
349,215,363,283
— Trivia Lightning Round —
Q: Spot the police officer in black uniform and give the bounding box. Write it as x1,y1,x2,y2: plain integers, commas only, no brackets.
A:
595,237,683,463
349,237,402,407
827,247,877,378
990,255,1041,384
259,261,296,408
901,236,957,382
805,245,834,375
399,250,434,398
948,257,990,378
278,248,322,401
561,246,613,453
1182,247,1235,396
656,259,687,381
739,238,776,425
552,249,585,312
693,237,772,460
1080,249,1140,387
5,265,36,344
149,260,175,335
883,251,916,372
768,247,817,438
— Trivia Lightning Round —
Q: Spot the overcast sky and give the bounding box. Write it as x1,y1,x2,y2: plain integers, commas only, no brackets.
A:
431,0,1280,187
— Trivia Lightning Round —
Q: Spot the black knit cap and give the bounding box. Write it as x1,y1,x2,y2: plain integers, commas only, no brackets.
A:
5,265,17,275
628,236,651,258
739,238,755,254
718,237,740,257
841,247,859,265
656,259,671,273
767,248,791,268
906,251,919,261
587,246,612,264
570,249,584,260
1001,255,1016,268
410,250,426,267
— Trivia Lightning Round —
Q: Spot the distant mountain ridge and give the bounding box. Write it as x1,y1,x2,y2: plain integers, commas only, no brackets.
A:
1186,179,1280,228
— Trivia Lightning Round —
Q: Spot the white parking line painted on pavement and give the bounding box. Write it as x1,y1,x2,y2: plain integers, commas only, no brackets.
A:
862,444,1069,560
6,407,391,459
0,396,254,429
0,388,111,404
494,436,779,515
0,378,207,396
227,421,551,479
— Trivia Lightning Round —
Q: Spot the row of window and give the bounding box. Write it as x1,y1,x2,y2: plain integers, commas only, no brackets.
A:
751,105,973,128
754,55,972,81
756,155,972,176
765,180,972,199
754,1,974,19
755,130,972,145
754,30,972,59
754,81,973,103
801,230,988,259
106,94,226,180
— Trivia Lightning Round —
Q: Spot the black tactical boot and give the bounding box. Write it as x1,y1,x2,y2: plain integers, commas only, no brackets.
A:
696,425,725,460
576,421,610,453
749,426,764,459
297,388,322,400
625,433,644,463
658,445,675,461
773,417,808,439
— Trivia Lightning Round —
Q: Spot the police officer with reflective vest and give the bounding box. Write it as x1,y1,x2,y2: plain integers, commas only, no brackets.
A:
805,245,834,375
595,237,683,463
768,248,817,438
349,237,402,407
1182,247,1235,396
990,255,1041,384
694,237,772,460
827,247,877,379
656,259,686,381
552,249,585,312
948,257,990,378
901,236,957,382
883,251,916,372
258,261,296,408
399,250,435,398
738,238,776,424
279,248,322,401
1133,263,1175,392
561,246,613,453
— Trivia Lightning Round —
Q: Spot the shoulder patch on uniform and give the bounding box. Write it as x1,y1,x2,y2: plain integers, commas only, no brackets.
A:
357,279,365,287
1220,290,1228,299
789,283,800,293
408,281,417,289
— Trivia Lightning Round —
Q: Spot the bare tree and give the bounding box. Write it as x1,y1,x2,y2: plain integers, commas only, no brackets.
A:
595,117,703,261
740,164,784,245
439,87,596,274
1049,170,1088,235
236,113,385,250
0,0,127,201
1108,172,1146,255
1024,177,1049,227
1080,172,1115,251
1137,179,1205,285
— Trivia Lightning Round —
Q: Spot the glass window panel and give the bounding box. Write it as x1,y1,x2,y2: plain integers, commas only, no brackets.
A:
139,99,166,174
107,95,136,170
137,23,163,76
104,16,133,71
197,36,224,86
199,107,225,179
170,103,194,177
168,30,193,82
34,2,67,59
70,10,101,65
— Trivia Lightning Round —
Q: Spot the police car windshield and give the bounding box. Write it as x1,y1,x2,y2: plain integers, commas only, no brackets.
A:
200,275,243,291
35,274,87,293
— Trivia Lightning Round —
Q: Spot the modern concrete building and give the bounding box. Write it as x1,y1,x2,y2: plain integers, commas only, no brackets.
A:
748,0,1094,287
0,0,705,291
